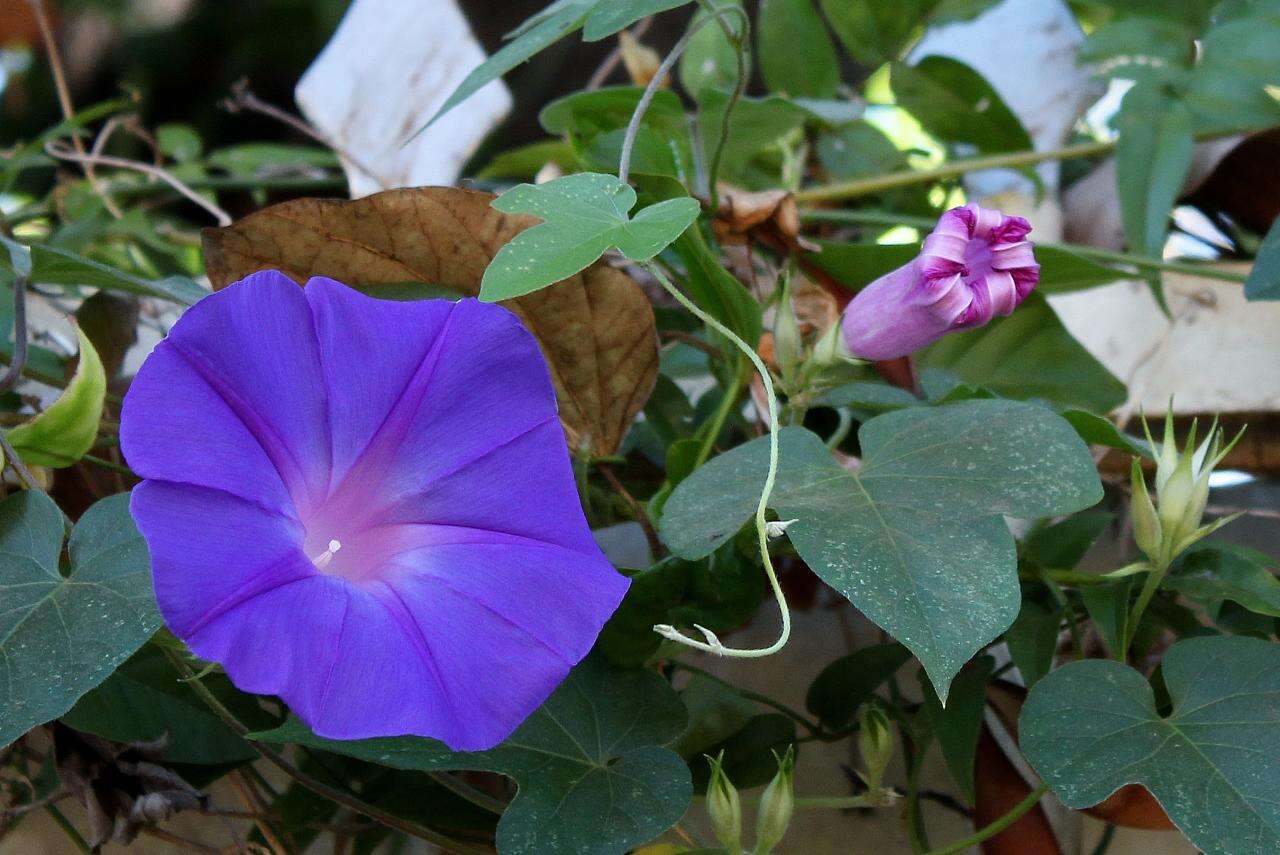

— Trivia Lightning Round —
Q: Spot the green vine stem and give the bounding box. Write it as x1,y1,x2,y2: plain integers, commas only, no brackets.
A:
644,262,791,659
161,648,494,853
1124,557,1172,658
693,0,749,211
922,783,1050,855
44,804,92,854
693,359,747,469
795,141,1115,204
802,209,1251,285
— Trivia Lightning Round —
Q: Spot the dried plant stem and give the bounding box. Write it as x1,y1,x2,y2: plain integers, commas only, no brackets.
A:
224,81,378,186
597,462,662,557
0,274,42,491
587,18,653,89
643,262,790,659
161,649,492,854
44,141,232,226
796,141,1115,204
617,18,705,185
228,771,287,855
24,0,125,219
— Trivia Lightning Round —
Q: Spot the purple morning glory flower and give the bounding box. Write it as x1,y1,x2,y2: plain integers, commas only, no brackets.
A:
840,204,1039,360
120,272,629,751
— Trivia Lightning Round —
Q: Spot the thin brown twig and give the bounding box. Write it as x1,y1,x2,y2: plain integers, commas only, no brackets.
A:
587,18,653,89
162,650,492,854
659,329,724,360
24,0,125,218
0,274,42,491
140,825,221,854
44,141,232,225
597,462,662,557
228,771,286,855
223,80,376,184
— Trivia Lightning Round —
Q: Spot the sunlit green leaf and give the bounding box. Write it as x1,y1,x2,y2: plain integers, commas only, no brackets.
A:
891,56,1033,153
481,172,699,300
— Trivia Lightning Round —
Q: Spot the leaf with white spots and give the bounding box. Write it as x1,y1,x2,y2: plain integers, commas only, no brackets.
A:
1021,635,1280,855
481,173,701,301
0,491,160,748
253,654,691,855
658,399,1101,700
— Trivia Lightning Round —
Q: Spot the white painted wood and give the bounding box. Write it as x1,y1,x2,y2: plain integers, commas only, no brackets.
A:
1049,268,1280,414
911,0,1100,203
296,0,512,197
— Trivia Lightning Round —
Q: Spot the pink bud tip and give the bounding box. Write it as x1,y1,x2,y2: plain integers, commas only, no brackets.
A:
840,204,1040,361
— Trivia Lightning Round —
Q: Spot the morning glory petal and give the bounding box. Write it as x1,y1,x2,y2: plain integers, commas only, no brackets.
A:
122,273,630,750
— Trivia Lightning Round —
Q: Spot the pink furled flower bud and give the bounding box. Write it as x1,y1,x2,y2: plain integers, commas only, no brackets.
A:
840,204,1039,360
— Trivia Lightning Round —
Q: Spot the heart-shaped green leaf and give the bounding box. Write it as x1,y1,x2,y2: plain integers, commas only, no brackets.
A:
481,173,700,301
659,399,1101,699
0,491,160,748
1021,635,1280,855
252,655,691,855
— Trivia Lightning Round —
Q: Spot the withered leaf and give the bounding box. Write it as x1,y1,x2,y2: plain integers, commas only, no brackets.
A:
202,186,658,455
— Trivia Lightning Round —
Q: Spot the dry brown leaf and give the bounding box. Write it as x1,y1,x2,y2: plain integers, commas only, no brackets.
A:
202,186,658,456
713,185,818,252
619,30,663,88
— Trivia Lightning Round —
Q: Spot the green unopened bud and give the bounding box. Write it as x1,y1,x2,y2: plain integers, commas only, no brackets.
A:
809,320,847,369
773,279,802,382
705,753,742,855
754,746,795,855
1151,408,1180,494
1129,458,1163,562
1157,418,1199,536
856,702,895,792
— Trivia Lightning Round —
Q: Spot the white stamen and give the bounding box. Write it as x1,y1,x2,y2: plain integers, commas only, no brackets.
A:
312,538,342,570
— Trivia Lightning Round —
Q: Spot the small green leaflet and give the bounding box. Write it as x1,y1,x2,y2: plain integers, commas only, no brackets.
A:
1244,215,1280,300
8,326,106,468
0,492,160,749
420,0,693,132
253,655,691,855
481,173,700,301
1021,635,1280,855
658,399,1101,700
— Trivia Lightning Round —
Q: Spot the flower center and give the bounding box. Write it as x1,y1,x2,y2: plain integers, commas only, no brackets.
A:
310,538,343,571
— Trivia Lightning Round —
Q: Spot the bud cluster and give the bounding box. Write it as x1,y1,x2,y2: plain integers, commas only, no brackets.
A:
1130,410,1243,569
703,745,796,855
